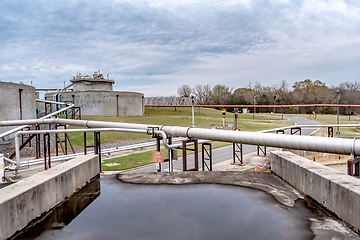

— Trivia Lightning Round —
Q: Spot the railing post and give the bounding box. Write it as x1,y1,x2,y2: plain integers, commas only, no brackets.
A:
232,143,243,165
94,131,101,172
168,136,173,172
182,140,187,171
194,139,198,171
328,127,333,137
202,143,212,171
43,133,51,170
156,136,161,172
84,132,87,155
35,124,41,159
0,154,4,183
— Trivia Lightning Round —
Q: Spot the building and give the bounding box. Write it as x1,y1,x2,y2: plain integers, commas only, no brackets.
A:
45,71,144,116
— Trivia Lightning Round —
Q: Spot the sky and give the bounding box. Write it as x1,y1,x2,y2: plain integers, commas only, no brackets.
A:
1,0,359,97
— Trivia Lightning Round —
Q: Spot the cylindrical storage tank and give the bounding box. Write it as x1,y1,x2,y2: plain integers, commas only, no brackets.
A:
0,82,37,139
45,91,144,116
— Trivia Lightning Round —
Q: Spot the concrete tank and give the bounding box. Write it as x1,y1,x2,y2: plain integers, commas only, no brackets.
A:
45,71,144,117
70,71,114,91
0,82,37,138
45,91,144,116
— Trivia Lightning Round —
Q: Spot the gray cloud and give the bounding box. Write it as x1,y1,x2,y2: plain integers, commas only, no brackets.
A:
0,0,359,96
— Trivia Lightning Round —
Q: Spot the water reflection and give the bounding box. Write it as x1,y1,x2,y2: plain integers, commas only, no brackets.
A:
15,175,322,240
14,179,100,240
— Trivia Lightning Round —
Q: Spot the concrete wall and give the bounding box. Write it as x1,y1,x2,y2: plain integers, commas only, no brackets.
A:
271,151,360,232
0,82,36,137
322,160,347,174
145,96,192,105
72,81,113,91
0,154,99,240
45,91,144,116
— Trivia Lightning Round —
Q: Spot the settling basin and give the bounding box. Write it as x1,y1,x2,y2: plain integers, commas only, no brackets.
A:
14,172,360,240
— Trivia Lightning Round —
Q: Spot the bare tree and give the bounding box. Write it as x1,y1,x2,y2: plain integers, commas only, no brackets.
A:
203,85,212,104
177,85,192,97
210,84,233,105
194,85,205,104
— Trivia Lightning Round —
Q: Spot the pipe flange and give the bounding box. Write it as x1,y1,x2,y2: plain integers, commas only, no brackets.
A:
186,127,191,139
351,137,358,159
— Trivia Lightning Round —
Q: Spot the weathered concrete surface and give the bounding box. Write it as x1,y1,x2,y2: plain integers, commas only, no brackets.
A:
322,160,347,174
271,151,360,233
0,82,36,137
45,91,144,116
0,154,100,240
118,171,302,207
145,96,192,105
71,80,113,91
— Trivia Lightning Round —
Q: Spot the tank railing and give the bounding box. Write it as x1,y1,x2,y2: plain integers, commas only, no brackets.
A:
11,127,212,172
0,103,74,140
15,137,190,169
11,128,173,171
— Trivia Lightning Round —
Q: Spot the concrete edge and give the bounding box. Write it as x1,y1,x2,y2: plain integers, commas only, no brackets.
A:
0,154,100,240
270,150,360,233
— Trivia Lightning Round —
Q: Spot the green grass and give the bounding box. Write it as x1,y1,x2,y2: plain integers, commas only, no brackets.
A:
271,113,360,137
306,114,360,137
102,148,167,171
101,141,232,171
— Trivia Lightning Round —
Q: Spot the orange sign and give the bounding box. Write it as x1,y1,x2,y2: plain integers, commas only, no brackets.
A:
152,151,164,163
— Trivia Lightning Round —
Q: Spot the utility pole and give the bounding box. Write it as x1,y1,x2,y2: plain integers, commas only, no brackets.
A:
191,91,195,127
253,96,256,119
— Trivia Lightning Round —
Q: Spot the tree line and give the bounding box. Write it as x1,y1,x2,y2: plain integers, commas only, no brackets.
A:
177,79,360,114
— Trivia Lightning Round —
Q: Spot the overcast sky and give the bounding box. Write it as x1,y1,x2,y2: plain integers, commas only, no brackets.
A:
1,0,359,96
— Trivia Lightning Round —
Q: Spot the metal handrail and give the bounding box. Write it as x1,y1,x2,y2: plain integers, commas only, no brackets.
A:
260,124,360,133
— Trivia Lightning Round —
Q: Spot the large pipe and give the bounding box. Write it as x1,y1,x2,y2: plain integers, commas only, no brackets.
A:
0,104,74,139
1,118,360,157
161,126,359,155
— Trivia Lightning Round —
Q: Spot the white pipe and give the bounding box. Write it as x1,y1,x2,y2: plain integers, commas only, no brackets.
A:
3,157,16,164
0,104,74,139
160,126,360,155
2,118,360,159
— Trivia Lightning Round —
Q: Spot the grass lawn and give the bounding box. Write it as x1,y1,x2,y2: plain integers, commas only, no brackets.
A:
311,114,360,137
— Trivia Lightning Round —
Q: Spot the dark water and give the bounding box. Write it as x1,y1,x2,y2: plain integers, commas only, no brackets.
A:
15,175,321,240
